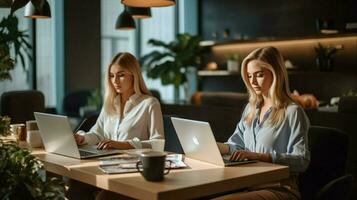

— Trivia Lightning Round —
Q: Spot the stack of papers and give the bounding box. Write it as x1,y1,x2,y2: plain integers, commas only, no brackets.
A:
99,153,188,174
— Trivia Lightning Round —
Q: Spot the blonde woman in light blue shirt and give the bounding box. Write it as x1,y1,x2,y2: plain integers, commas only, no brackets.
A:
216,46,310,200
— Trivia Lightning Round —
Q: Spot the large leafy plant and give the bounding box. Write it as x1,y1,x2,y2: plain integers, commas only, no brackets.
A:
0,15,31,81
140,33,201,100
0,116,66,199
314,43,338,61
314,43,338,71
0,0,47,81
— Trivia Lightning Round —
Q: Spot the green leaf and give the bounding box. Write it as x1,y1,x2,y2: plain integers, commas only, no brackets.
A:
140,33,202,87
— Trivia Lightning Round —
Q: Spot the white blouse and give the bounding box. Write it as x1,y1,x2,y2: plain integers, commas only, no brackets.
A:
78,94,164,148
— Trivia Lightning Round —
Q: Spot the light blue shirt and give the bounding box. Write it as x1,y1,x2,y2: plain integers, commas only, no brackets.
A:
226,103,310,174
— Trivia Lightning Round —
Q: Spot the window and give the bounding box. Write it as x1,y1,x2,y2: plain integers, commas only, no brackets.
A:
101,1,177,102
0,8,31,94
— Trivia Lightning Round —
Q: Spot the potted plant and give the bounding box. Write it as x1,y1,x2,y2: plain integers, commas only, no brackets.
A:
80,89,102,117
226,53,241,72
0,0,43,81
140,33,201,103
0,115,65,199
314,43,338,71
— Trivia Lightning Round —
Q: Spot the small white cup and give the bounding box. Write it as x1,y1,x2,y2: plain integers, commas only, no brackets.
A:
150,139,165,152
26,130,43,148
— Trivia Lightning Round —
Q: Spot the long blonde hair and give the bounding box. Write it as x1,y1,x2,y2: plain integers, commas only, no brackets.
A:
103,52,151,115
241,46,293,126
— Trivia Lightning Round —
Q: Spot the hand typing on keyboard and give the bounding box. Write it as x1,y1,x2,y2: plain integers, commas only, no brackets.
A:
229,150,258,161
96,139,133,150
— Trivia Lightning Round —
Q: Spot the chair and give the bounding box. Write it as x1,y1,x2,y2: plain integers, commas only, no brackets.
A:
163,115,184,154
315,174,354,200
75,113,99,132
299,126,349,200
338,96,357,114
0,90,45,124
62,89,92,117
149,89,161,103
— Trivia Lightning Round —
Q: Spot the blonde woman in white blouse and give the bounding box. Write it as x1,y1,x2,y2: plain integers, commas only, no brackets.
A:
74,52,164,149
66,52,164,200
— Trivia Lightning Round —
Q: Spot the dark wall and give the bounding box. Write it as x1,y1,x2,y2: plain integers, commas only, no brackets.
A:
199,0,357,40
64,0,101,93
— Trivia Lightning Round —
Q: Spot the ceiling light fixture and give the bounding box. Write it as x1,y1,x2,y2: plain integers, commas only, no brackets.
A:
127,6,151,19
24,0,51,19
115,6,136,30
122,0,176,8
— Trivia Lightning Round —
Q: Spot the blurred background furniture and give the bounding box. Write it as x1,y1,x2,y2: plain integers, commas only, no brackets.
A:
315,174,354,200
75,112,99,132
163,115,184,154
0,90,45,124
62,89,93,118
338,96,357,114
149,89,162,103
299,126,349,200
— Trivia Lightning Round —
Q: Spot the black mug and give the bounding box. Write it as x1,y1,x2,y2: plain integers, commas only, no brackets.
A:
136,151,172,181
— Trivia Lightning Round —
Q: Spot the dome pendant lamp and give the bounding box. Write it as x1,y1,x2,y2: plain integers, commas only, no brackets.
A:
122,0,176,8
24,0,51,19
127,6,151,19
115,6,136,30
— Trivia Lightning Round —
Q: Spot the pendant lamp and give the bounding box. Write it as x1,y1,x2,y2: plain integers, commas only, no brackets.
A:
127,6,151,19
24,0,51,19
122,0,176,8
115,6,136,30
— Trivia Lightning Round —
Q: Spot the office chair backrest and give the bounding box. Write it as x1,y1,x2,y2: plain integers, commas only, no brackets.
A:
63,90,92,117
0,90,45,124
338,96,357,114
315,174,354,200
163,115,184,154
75,113,99,132
299,126,349,200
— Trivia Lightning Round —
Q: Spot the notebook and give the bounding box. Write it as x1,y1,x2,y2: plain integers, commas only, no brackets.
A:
34,112,122,159
171,117,256,167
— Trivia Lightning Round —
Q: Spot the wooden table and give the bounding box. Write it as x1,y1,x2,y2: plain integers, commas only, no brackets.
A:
31,149,289,200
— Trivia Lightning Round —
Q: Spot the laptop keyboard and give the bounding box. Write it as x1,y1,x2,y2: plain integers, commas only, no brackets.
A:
79,150,97,157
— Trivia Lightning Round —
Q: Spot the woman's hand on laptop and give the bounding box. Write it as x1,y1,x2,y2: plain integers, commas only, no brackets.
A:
229,150,272,162
96,140,134,150
74,134,85,145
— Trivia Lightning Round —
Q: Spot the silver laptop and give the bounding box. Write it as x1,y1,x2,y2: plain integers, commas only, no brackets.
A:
34,112,122,159
171,117,256,167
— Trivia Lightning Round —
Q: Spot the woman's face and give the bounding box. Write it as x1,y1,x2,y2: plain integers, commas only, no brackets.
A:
109,64,134,95
246,60,273,97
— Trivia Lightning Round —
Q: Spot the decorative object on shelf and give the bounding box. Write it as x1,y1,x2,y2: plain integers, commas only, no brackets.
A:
140,33,202,103
116,6,136,30
206,62,218,70
128,6,151,19
24,0,51,19
0,115,65,199
314,43,338,71
316,18,338,34
122,0,176,8
226,53,241,72
0,15,31,81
